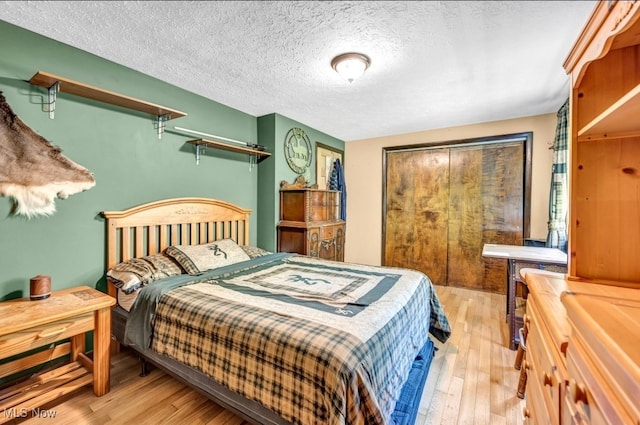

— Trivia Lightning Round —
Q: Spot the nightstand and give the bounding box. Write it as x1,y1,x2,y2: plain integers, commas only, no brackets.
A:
0,286,115,421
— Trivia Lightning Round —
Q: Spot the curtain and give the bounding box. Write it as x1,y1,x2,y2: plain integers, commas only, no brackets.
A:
546,99,569,252
328,158,346,221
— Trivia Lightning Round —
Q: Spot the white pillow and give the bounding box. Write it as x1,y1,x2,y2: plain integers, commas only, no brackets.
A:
165,239,251,275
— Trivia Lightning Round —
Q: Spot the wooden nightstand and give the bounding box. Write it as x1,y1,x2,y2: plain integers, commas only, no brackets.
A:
0,286,115,421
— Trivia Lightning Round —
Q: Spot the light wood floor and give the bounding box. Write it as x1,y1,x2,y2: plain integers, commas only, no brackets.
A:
11,285,525,425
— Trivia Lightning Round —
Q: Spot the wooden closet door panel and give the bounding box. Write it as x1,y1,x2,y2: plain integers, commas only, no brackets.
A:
481,142,524,292
483,142,524,243
385,149,450,285
446,143,523,291
447,146,485,289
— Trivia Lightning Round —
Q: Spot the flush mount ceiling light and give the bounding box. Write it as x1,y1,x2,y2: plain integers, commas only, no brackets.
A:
331,52,370,83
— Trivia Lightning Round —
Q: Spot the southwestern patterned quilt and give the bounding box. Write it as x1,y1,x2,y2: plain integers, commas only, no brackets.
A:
124,253,451,425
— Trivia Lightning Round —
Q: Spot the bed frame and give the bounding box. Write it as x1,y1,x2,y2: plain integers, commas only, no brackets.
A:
102,197,434,425
103,197,252,280
103,197,289,425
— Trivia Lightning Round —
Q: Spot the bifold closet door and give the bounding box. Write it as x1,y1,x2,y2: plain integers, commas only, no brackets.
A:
384,148,451,285
384,142,523,292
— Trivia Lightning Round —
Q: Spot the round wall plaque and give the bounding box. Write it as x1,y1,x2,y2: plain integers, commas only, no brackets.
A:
284,127,312,174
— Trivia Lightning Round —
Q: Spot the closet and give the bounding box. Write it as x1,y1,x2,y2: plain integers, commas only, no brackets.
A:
383,133,532,292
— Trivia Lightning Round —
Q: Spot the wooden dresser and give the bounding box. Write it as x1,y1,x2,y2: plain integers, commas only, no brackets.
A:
562,289,640,425
277,188,345,261
523,272,640,425
523,2,640,423
522,271,570,425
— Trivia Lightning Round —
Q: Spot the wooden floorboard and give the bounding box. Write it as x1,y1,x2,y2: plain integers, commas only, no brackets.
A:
8,285,525,425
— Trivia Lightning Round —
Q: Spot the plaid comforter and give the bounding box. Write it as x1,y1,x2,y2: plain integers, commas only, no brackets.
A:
133,254,450,425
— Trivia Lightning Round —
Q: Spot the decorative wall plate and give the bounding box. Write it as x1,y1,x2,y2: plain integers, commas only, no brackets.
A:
284,127,312,174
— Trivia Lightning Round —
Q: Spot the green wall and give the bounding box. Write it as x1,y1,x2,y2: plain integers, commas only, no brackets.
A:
0,20,344,301
257,115,277,250
0,20,259,299
257,113,344,251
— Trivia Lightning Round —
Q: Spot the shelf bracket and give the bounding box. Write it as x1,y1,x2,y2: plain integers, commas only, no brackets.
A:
193,143,205,165
45,81,60,119
155,114,170,140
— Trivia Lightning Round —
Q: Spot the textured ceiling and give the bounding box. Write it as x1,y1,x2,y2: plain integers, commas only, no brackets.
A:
0,1,596,141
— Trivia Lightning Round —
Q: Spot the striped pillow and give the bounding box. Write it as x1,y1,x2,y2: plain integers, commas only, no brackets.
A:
107,252,184,294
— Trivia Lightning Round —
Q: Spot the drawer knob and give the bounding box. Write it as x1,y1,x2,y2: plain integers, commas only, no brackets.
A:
523,407,531,418
543,372,553,387
571,380,588,405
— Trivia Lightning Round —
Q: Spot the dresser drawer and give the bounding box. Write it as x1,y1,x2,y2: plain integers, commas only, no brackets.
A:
320,223,344,240
527,324,563,424
320,224,336,239
526,296,567,424
526,357,552,425
562,292,640,422
565,337,635,425
0,313,94,359
562,384,590,425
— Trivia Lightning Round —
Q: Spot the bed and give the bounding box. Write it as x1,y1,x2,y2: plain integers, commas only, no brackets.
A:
102,197,451,425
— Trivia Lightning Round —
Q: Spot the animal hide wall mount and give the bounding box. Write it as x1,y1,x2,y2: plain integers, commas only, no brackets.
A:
0,92,95,218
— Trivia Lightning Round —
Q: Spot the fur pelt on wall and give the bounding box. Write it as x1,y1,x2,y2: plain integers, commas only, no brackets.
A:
0,92,95,218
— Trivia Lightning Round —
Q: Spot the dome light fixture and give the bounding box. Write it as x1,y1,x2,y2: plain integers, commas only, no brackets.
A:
331,52,370,83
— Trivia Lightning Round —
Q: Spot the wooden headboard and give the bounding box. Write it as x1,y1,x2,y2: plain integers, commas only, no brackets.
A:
102,197,252,298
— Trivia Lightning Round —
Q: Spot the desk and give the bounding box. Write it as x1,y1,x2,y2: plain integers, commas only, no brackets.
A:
482,244,567,350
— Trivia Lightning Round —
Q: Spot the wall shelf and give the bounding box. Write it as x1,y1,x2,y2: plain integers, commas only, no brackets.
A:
29,71,187,138
187,138,271,166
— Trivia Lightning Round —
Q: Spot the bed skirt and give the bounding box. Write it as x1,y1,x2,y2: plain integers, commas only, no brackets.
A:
391,337,435,425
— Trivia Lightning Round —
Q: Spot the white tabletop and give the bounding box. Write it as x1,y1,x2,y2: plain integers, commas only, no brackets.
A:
482,243,567,264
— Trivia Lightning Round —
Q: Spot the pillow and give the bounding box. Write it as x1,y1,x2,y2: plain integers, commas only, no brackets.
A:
107,252,184,294
240,244,272,259
165,239,251,275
